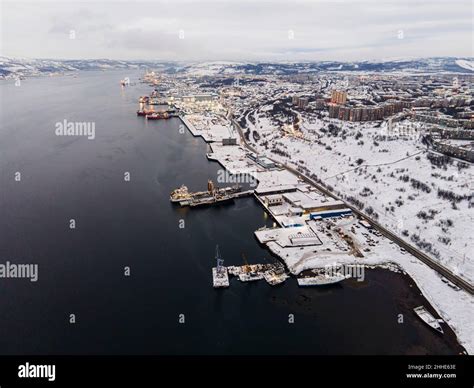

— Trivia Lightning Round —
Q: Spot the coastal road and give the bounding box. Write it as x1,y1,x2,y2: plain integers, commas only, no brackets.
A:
230,116,474,295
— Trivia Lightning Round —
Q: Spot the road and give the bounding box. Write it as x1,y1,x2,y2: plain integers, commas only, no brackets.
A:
230,116,474,295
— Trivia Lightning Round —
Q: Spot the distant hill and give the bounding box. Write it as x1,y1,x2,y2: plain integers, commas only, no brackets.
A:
182,58,474,76
0,57,472,79
0,58,177,79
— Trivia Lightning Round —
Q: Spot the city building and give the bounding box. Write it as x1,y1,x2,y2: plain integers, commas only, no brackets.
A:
292,96,309,109
298,97,309,109
432,141,474,162
314,98,326,110
329,100,405,122
331,90,347,105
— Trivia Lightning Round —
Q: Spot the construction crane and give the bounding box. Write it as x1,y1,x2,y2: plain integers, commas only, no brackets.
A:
216,245,224,270
241,252,251,273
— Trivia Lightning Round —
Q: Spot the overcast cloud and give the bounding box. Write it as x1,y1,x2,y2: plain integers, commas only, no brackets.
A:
0,0,472,61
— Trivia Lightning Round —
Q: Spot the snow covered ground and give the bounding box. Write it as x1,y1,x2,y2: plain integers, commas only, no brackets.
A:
255,215,474,354
181,106,474,354
182,114,232,142
455,59,474,72
244,108,473,284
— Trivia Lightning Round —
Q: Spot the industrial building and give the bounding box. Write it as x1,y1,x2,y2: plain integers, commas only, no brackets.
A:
247,153,277,169
309,208,353,220
222,137,238,145
182,94,218,103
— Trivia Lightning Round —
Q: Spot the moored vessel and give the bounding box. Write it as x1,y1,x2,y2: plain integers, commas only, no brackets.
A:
170,180,243,207
263,265,288,286
413,306,444,334
146,112,170,120
297,272,348,286
136,109,155,116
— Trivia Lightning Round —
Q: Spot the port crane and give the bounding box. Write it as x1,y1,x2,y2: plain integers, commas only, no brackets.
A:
241,253,251,274
216,245,224,271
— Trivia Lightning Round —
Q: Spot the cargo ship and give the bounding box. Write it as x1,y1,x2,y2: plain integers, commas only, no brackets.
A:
136,109,155,116
413,306,444,334
170,180,242,207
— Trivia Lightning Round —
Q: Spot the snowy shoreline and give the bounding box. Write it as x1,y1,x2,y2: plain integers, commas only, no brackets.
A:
179,113,473,354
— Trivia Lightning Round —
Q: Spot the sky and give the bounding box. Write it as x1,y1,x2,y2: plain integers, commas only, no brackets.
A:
0,0,472,62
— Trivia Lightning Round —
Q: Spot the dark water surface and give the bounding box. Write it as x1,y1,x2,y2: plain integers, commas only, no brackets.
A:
0,71,463,354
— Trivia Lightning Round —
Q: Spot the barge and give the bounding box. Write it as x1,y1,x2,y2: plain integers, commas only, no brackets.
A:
212,245,229,288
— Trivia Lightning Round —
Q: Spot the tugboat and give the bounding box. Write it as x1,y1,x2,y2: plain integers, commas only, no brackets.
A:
263,263,288,286
413,306,444,334
170,185,191,203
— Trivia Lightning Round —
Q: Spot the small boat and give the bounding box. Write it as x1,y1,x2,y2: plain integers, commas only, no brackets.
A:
263,268,288,286
413,306,444,334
